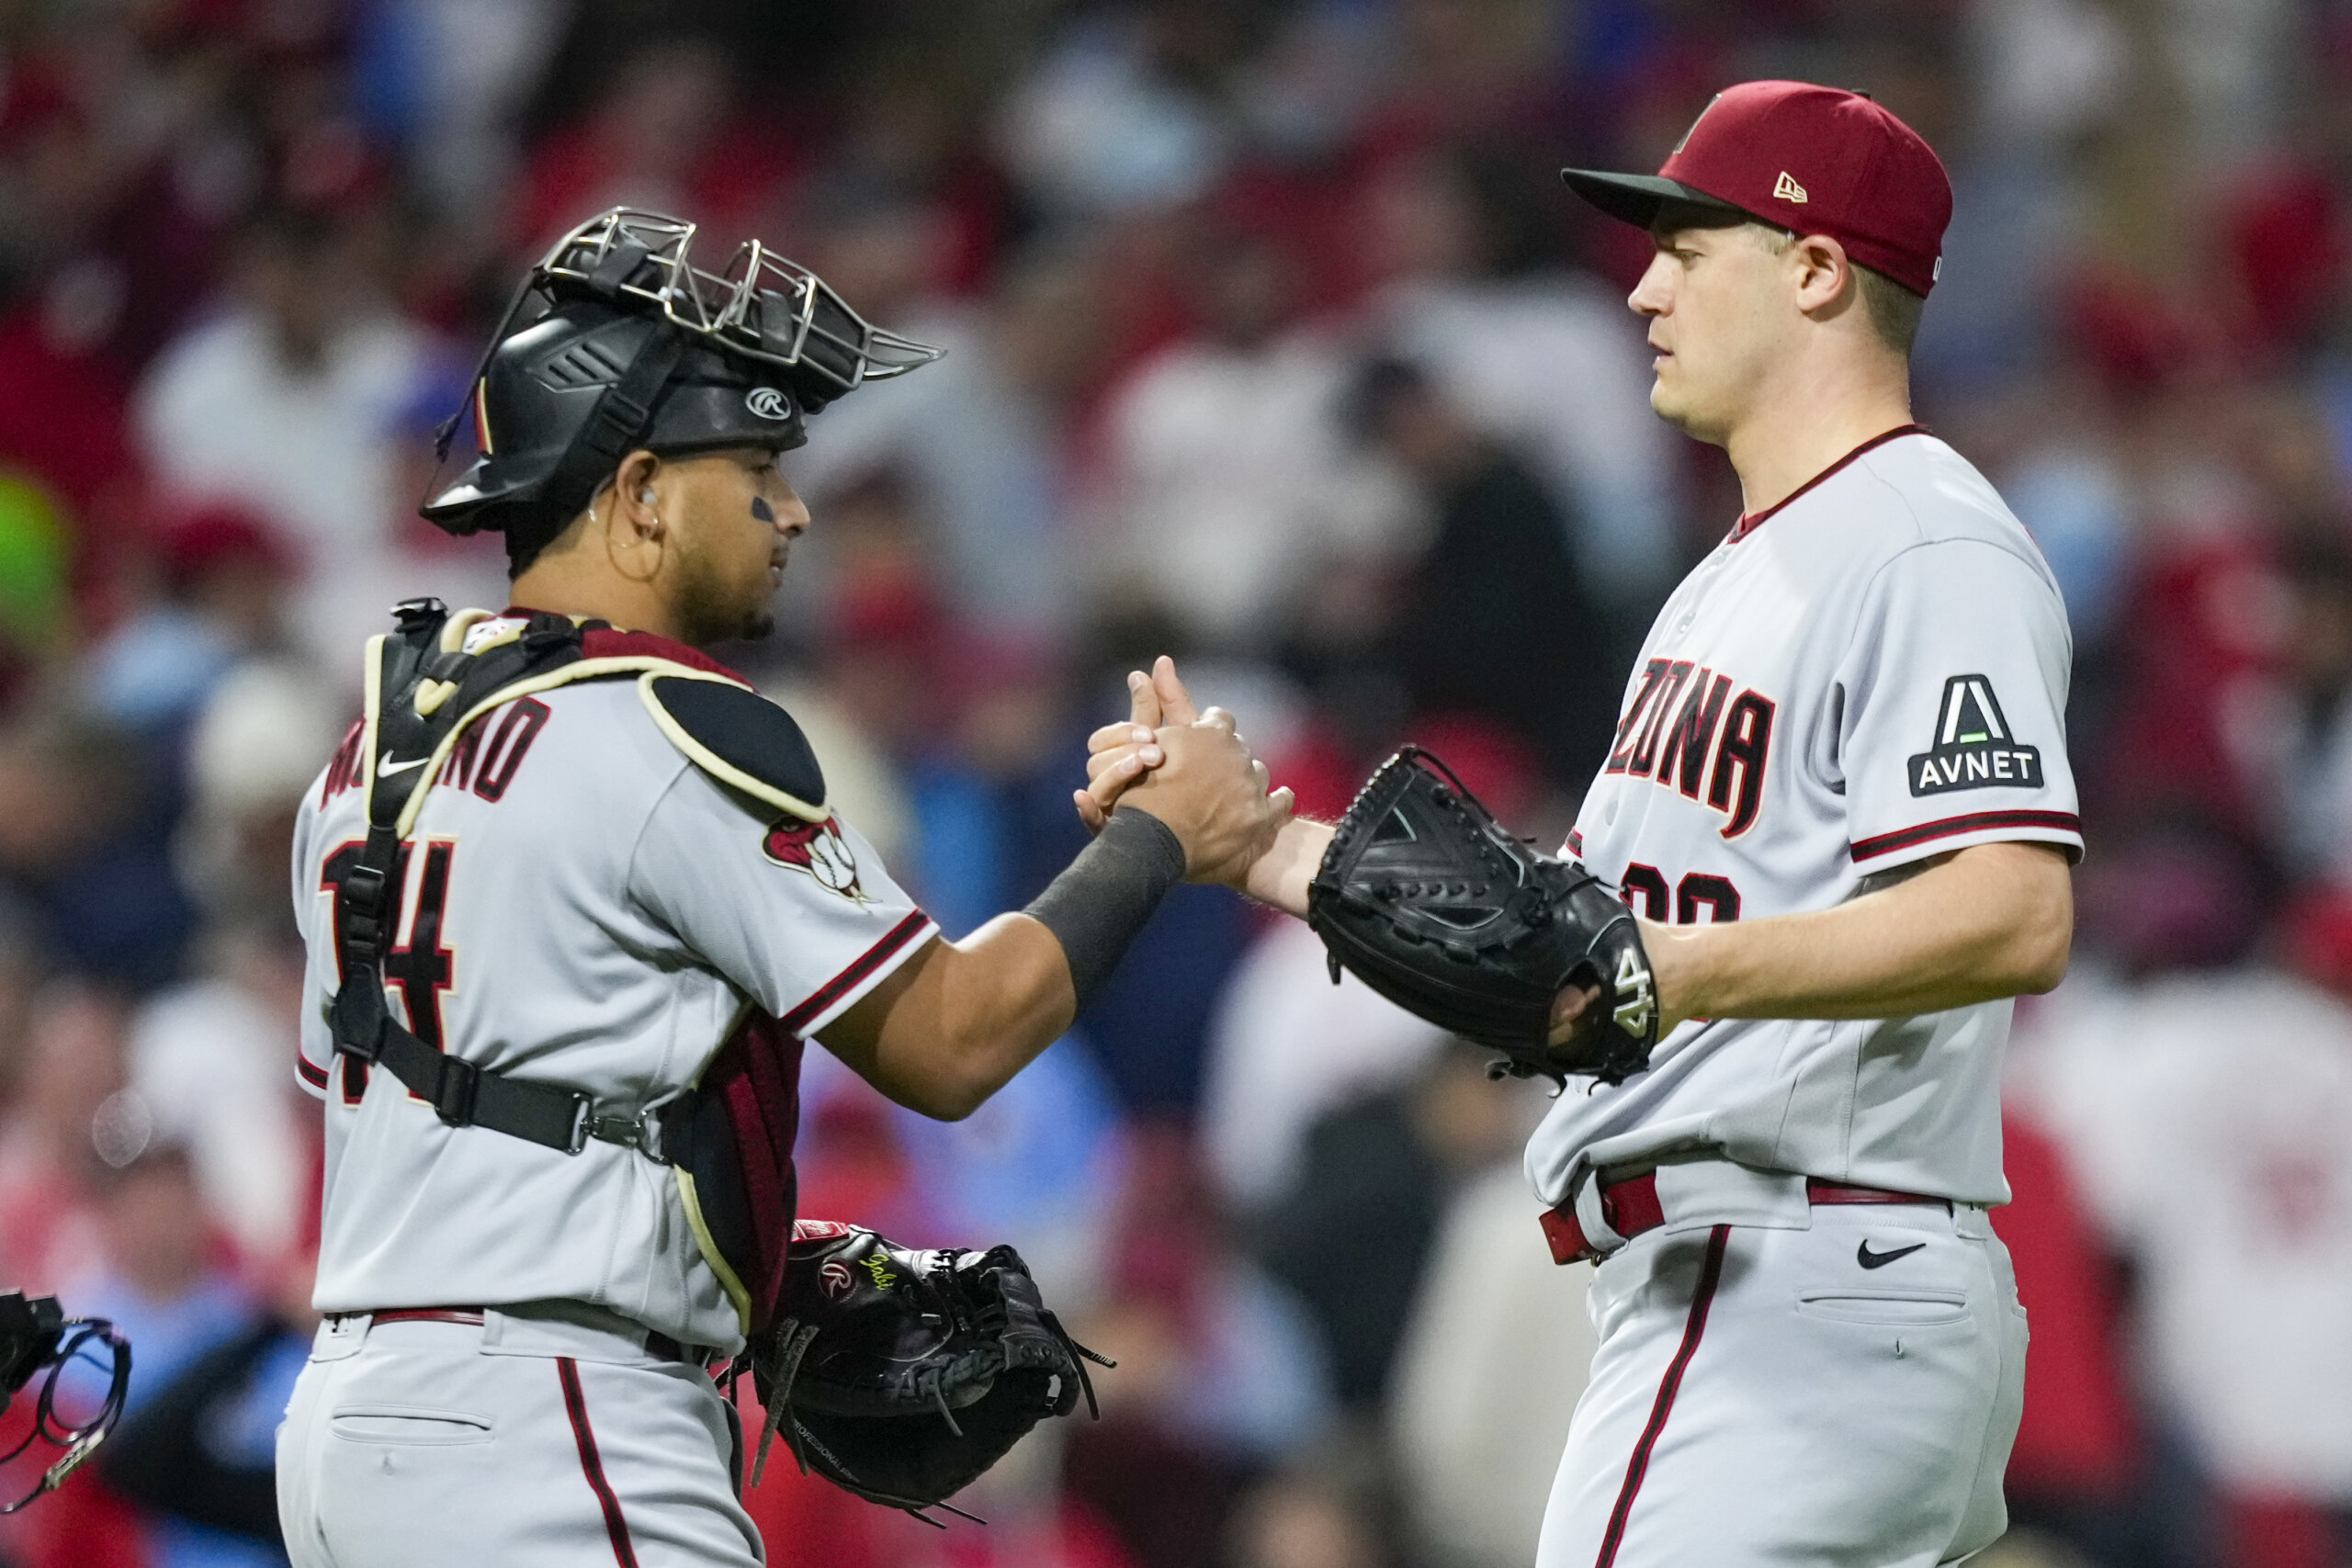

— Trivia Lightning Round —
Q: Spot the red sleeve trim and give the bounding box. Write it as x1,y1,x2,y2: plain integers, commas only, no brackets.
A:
1566,829,1585,858
1851,809,2083,863
298,1056,330,1089
780,910,933,1035
558,1358,640,1568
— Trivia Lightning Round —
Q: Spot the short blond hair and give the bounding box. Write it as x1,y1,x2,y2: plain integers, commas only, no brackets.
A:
1853,264,1926,356
1747,224,1924,357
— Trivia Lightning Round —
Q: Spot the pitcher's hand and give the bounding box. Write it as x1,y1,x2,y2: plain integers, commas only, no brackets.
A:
1072,659,1182,833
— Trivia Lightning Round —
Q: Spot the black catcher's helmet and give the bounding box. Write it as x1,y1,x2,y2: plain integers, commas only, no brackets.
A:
424,209,944,569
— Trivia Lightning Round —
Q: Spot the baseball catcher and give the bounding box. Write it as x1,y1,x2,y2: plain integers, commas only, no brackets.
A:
277,208,1284,1568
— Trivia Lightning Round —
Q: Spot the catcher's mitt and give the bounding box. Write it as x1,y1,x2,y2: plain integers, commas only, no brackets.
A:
750,1222,1110,1521
1306,746,1659,1085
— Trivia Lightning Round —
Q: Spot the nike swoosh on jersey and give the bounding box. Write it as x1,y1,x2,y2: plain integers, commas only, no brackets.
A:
1856,1240,1927,1269
378,755,430,775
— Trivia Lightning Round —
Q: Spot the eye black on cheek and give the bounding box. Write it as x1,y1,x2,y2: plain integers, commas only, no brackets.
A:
750,497,775,524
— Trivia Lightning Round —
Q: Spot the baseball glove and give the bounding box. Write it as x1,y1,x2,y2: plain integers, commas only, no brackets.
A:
750,1221,1110,1520
1306,746,1659,1085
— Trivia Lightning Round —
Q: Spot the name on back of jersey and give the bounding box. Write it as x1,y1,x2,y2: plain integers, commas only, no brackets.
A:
1906,675,2043,797
1604,658,1775,840
318,700,554,807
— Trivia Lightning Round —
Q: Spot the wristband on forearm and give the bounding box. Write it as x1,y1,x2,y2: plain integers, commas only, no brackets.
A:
1024,808,1187,1008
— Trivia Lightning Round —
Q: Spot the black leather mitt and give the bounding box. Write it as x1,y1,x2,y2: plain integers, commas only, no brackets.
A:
1306,746,1659,1085
751,1223,1110,1521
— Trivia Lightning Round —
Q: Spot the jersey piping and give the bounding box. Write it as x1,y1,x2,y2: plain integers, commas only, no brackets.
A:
1594,1224,1731,1566
779,910,933,1036
1729,423,1928,542
1852,808,2084,863
558,1359,639,1568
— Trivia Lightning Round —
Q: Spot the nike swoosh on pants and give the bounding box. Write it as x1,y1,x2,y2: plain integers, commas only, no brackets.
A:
1856,1240,1926,1269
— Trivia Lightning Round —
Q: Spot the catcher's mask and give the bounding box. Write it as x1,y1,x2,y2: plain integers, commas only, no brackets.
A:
0,1292,129,1512
424,208,944,570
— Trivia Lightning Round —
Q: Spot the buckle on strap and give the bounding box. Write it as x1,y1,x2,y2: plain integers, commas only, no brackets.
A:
339,863,389,946
429,1054,481,1126
392,597,447,632
583,388,656,458
331,989,389,1063
572,1089,688,1163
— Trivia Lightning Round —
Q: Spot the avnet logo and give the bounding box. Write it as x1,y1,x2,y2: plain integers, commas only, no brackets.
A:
1907,674,2042,796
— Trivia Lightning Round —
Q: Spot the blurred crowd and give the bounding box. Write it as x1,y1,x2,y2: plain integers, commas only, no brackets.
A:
0,0,2342,1565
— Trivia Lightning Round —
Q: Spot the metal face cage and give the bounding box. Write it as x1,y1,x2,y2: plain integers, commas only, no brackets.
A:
426,206,946,503
535,208,943,396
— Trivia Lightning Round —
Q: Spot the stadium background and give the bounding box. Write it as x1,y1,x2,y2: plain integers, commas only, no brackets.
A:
0,0,2347,1564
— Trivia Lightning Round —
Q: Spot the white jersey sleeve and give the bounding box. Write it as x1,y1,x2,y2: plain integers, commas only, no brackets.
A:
1833,537,2082,872
626,765,936,1037
291,739,334,1101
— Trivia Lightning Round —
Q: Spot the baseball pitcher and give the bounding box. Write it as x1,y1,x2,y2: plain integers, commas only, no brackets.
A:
1089,83,2075,1567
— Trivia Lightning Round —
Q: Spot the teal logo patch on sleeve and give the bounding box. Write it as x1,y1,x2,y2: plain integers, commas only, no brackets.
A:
1908,675,2043,796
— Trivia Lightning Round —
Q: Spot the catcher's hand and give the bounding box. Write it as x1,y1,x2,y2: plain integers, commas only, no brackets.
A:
751,1222,1110,1520
1077,658,1295,844
1306,746,1659,1085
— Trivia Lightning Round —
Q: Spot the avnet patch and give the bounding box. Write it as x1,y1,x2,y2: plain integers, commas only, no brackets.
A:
1907,675,2043,796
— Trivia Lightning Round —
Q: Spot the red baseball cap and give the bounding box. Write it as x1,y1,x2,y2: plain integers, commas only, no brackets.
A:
1562,81,1952,297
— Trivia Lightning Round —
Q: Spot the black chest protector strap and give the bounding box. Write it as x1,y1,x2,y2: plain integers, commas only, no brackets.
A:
327,599,693,1159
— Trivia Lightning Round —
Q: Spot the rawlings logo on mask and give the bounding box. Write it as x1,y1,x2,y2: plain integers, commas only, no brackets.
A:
745,386,793,421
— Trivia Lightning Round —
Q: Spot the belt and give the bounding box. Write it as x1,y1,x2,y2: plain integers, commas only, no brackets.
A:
361,1308,484,1327
1539,1172,1951,1266
335,1307,714,1367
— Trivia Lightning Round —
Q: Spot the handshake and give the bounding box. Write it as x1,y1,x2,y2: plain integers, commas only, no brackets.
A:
1067,658,1663,1081
1067,657,1322,915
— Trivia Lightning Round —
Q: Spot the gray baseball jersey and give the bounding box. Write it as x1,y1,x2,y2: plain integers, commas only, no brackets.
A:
290,623,936,1358
1525,427,2079,1210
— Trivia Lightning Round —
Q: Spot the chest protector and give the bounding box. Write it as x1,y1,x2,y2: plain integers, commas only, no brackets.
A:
329,599,830,1345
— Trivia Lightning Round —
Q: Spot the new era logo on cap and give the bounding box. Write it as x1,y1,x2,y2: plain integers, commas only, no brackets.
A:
1561,80,1952,297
